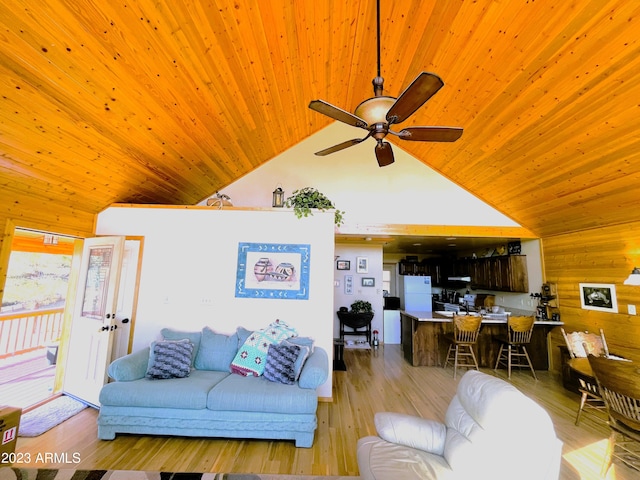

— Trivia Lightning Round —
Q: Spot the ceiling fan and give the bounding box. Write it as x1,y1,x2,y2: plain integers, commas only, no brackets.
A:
308,0,463,167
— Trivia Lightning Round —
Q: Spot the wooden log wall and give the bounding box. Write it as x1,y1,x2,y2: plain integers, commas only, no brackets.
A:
543,220,640,371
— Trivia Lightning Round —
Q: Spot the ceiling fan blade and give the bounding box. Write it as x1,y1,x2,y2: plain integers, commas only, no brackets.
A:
314,137,367,156
375,141,394,167
309,100,368,129
386,72,444,125
398,126,463,142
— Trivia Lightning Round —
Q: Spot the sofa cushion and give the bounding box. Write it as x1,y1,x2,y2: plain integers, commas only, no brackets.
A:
100,370,229,409
194,327,239,371
264,343,301,385
236,326,253,345
207,373,318,414
146,339,194,379
357,436,452,480
161,328,202,366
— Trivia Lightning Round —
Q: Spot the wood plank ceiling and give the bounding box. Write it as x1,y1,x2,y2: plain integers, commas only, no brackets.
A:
1,0,639,240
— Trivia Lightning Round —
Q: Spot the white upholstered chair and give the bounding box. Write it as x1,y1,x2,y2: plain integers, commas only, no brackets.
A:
357,370,562,480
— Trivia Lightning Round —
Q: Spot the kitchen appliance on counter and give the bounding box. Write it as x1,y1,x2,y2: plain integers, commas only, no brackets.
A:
532,283,560,320
403,276,432,311
383,296,400,310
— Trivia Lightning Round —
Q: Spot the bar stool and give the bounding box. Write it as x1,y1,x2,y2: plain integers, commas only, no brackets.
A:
494,315,537,380
442,314,482,379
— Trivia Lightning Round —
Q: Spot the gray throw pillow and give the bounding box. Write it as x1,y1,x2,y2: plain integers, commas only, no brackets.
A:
282,339,312,380
263,343,301,385
161,328,201,366
146,339,194,379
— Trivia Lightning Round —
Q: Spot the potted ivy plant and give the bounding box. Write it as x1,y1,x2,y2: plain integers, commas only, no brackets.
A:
284,187,345,226
337,300,375,329
349,300,373,314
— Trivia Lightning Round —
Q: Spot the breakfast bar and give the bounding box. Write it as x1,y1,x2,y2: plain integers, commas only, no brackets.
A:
400,310,563,369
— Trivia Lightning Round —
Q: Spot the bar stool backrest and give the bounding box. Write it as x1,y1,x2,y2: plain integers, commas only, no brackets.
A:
507,316,535,344
453,314,482,343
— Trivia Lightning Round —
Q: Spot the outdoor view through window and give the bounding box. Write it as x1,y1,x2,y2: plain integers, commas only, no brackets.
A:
1,244,72,407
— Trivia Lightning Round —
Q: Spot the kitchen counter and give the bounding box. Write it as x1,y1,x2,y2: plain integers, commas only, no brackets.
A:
400,311,563,368
403,310,562,325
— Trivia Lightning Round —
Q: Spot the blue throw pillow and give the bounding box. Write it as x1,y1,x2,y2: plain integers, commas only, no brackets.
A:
263,343,301,385
146,339,194,379
194,327,240,371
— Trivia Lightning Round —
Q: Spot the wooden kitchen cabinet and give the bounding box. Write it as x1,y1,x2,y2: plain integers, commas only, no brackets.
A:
398,259,443,284
468,255,528,292
400,255,528,293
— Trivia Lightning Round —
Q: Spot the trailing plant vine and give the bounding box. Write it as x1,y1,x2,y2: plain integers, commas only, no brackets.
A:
284,187,345,226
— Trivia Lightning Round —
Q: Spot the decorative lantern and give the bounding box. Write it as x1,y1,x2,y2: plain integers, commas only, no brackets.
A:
272,186,284,207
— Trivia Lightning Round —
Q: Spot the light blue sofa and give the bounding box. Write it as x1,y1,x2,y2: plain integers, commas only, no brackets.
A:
97,328,329,448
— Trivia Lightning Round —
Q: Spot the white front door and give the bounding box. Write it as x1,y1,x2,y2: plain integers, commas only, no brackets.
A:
63,236,125,407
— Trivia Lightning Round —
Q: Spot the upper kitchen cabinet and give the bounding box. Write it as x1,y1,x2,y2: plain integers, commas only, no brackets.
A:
398,254,528,293
469,255,529,292
398,258,442,284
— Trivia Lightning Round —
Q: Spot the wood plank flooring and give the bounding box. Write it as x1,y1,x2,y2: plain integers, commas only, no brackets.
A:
11,345,638,478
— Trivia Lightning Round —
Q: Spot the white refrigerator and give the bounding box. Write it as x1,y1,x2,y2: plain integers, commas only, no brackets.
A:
403,276,433,311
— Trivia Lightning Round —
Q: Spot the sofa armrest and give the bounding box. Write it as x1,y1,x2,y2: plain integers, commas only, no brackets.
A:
374,412,447,455
298,346,328,389
108,346,150,381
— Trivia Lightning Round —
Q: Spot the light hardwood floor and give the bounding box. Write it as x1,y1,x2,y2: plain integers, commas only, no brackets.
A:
12,345,638,478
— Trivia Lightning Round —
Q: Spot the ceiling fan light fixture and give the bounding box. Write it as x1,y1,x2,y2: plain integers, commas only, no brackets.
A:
354,96,396,125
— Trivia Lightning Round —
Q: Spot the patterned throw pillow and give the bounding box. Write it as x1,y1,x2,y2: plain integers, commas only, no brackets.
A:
263,343,301,385
146,339,194,379
282,339,312,380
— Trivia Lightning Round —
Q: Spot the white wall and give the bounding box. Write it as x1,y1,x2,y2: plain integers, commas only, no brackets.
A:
333,244,384,341
203,122,521,231
96,206,335,398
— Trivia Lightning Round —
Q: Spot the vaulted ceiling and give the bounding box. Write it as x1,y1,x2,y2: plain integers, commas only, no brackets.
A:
1,0,639,240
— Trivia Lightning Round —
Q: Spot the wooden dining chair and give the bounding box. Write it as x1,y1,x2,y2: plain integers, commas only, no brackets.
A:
561,328,608,425
587,355,640,476
493,315,537,380
442,314,482,379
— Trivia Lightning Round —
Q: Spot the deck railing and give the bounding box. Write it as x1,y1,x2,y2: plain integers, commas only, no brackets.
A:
0,308,65,359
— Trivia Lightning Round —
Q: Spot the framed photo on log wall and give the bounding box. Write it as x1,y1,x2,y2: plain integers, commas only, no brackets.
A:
579,283,618,313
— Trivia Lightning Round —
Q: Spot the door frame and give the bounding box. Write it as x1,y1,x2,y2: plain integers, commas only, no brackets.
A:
54,235,144,395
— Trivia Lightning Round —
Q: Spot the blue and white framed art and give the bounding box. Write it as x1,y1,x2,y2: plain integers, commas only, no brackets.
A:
235,242,311,299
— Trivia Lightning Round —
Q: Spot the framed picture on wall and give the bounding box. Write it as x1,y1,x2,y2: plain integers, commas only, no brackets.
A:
356,256,368,273
344,275,353,295
362,277,375,287
337,260,350,270
235,242,310,300
579,283,618,313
